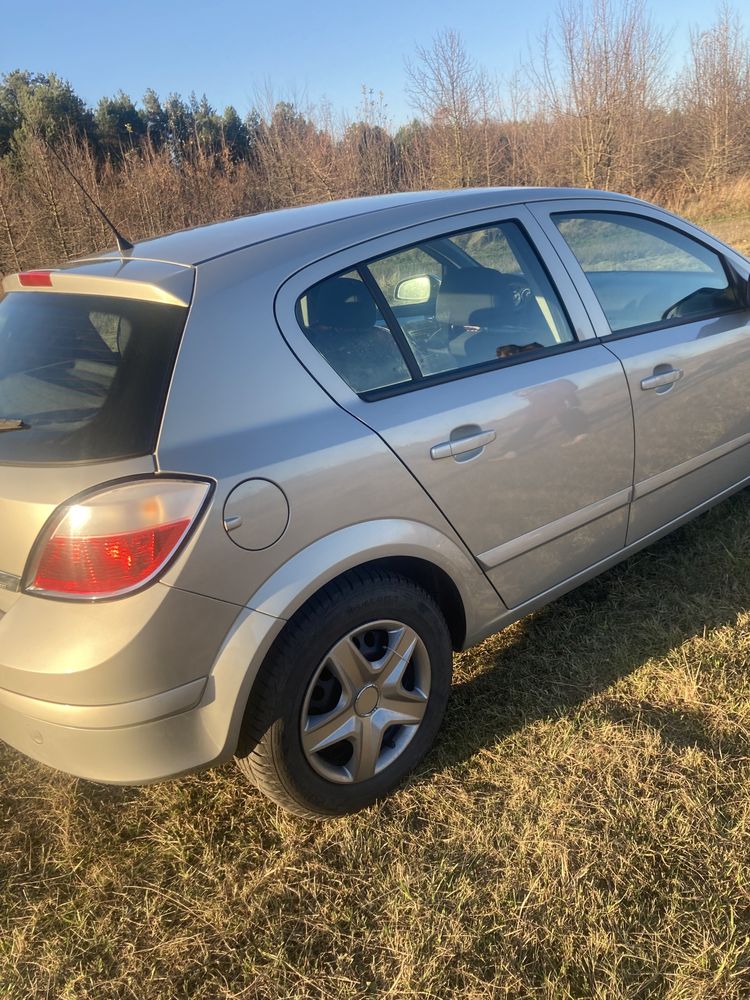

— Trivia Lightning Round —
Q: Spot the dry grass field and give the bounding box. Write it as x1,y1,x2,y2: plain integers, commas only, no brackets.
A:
2,210,750,1000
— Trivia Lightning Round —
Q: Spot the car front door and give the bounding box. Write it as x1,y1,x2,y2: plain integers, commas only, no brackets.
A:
531,199,750,544
277,206,634,609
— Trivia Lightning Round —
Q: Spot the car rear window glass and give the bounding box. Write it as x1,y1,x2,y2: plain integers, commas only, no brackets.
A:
0,291,187,464
296,270,411,393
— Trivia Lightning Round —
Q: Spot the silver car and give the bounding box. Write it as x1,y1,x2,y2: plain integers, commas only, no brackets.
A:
1,188,749,818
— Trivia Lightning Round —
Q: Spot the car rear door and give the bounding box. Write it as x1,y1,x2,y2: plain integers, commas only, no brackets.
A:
530,198,750,543
276,205,635,609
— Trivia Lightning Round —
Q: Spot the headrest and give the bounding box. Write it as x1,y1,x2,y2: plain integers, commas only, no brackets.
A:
436,267,514,327
307,276,377,330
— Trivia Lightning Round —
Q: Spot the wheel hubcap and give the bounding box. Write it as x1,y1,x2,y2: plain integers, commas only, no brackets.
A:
300,620,431,785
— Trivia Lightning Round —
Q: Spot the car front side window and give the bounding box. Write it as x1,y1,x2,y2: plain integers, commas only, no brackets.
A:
553,211,741,334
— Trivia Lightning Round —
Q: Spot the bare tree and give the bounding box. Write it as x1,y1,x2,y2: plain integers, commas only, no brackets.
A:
340,87,399,196
530,0,670,191
405,29,482,187
249,88,338,208
3,4,750,278
676,3,750,194
0,159,22,271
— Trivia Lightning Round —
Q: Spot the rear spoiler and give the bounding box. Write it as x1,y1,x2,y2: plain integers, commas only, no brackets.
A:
2,257,194,308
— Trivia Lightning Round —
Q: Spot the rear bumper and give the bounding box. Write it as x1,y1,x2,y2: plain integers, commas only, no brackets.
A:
0,682,224,784
0,586,287,784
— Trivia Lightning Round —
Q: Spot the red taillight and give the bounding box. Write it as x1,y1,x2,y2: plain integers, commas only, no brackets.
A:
26,479,211,600
18,270,53,287
31,520,190,595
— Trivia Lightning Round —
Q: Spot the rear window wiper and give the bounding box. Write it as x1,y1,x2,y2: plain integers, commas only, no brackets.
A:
0,419,28,432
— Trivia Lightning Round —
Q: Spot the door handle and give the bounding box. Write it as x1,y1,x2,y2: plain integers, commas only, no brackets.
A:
640,368,683,391
430,428,496,460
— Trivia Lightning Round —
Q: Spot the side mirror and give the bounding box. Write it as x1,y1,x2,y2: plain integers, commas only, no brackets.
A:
395,274,437,304
727,261,750,308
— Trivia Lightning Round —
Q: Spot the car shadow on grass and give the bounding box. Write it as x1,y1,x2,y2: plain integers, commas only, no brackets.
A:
427,487,750,775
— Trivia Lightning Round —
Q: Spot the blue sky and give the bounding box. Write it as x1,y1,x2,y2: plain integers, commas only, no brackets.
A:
1,0,747,125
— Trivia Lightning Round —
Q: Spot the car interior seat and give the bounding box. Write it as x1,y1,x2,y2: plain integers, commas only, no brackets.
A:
305,276,409,392
435,266,551,365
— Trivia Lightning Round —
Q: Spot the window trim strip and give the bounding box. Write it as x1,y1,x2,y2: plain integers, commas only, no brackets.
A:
356,265,423,382
360,337,597,402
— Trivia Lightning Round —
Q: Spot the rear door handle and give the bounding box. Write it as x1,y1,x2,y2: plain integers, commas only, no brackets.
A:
431,428,496,460
640,368,683,391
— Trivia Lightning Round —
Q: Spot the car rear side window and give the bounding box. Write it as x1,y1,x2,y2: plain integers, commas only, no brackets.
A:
364,221,575,378
0,292,187,464
553,211,741,334
296,270,412,393
296,223,576,398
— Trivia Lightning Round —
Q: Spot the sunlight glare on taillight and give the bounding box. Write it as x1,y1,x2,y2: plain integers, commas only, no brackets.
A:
31,520,191,595
26,479,210,599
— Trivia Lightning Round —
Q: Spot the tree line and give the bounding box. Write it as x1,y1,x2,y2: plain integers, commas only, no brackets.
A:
1,0,749,274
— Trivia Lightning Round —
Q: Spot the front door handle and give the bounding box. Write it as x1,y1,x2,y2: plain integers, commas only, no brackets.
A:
640,368,683,391
431,428,496,460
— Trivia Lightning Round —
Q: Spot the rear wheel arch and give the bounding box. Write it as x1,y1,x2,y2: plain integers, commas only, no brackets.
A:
235,556,466,757
354,555,466,651
247,553,466,683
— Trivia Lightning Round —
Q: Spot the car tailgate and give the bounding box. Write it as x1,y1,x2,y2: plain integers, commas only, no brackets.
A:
0,257,195,608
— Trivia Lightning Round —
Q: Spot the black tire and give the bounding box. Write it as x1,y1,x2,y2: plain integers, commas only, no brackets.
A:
235,568,453,818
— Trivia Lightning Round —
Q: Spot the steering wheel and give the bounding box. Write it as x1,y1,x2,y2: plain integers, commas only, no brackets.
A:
507,280,533,310
661,287,717,322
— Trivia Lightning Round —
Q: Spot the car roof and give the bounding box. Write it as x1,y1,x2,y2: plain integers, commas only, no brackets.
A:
81,187,642,268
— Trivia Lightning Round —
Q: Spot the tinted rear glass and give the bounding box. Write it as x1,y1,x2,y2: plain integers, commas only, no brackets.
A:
0,292,187,464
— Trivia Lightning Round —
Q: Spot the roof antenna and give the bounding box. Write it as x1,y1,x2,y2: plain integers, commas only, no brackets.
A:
37,130,134,254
